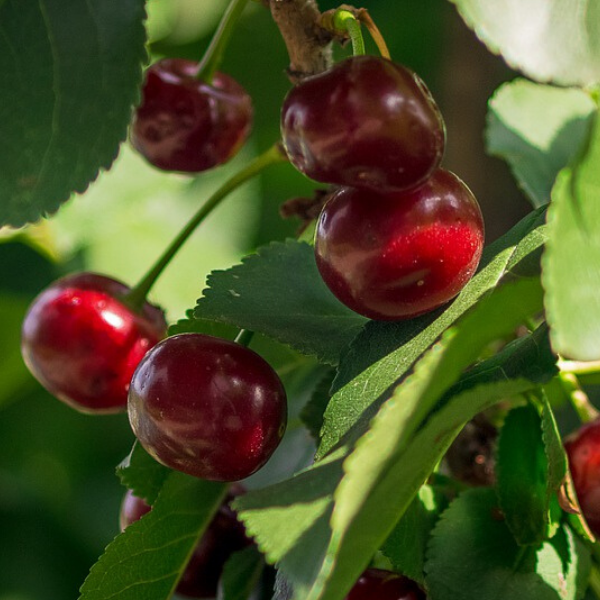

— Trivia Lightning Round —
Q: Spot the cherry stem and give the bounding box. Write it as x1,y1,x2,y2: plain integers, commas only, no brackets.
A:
124,143,288,312
559,371,599,424
356,9,391,59
333,10,365,56
196,0,249,82
234,329,255,347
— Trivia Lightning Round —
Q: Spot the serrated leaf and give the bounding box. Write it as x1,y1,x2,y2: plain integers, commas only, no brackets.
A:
168,313,238,340
309,280,545,600
195,241,368,365
319,207,547,459
235,297,557,600
449,0,600,87
486,80,595,208
543,110,600,360
425,488,590,600
0,0,146,226
218,546,264,600
496,404,550,545
79,473,226,600
116,442,171,505
233,452,344,597
380,483,451,586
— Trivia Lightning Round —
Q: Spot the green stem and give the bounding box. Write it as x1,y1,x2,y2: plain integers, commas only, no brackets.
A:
234,329,255,347
124,143,287,311
333,10,365,57
559,371,599,424
196,0,249,82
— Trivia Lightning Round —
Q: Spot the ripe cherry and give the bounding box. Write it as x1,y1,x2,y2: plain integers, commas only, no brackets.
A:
128,333,287,482
564,418,600,535
281,55,445,193
21,273,167,414
131,58,253,173
314,169,485,321
346,569,426,600
120,485,250,599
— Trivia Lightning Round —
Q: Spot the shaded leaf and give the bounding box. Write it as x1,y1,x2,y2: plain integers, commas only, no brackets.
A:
496,404,550,545
301,368,337,442
0,0,146,226
449,0,600,86
486,80,595,208
425,488,590,600
195,240,368,365
116,442,171,505
218,546,264,600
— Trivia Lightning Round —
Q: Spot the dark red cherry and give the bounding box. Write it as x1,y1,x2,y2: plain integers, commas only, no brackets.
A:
21,273,167,414
314,169,485,321
281,55,445,192
120,485,250,599
564,418,600,535
128,333,287,482
346,569,426,600
131,58,253,173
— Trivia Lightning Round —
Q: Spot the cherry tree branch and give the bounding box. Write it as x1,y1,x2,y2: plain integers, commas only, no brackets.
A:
267,0,333,82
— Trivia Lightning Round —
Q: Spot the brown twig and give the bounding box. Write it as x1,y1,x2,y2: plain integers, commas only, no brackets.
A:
267,0,334,83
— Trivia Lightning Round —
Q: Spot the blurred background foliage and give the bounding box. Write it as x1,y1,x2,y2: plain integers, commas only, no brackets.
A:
0,1,530,598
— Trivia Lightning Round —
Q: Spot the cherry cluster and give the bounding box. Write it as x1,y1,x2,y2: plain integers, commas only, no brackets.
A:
281,55,485,320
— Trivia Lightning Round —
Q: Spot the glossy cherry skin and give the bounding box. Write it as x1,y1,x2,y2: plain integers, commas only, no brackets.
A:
346,569,426,600
128,333,287,482
131,58,253,173
281,55,445,192
315,169,485,321
564,418,600,535
120,485,250,599
21,273,167,414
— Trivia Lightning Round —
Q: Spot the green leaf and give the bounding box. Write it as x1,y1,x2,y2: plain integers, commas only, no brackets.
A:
0,0,146,226
233,452,344,597
79,473,226,600
425,488,590,600
543,110,600,360
116,442,171,505
310,281,545,600
218,546,264,600
300,368,336,442
319,207,547,459
195,240,368,365
486,80,596,208
380,483,451,586
235,282,555,600
496,404,550,545
448,0,600,87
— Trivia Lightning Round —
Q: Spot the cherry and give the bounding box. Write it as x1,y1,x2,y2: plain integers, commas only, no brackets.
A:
314,169,485,321
21,272,167,414
564,418,600,535
128,333,287,482
131,58,253,173
346,569,426,600
120,485,250,599
281,55,445,193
